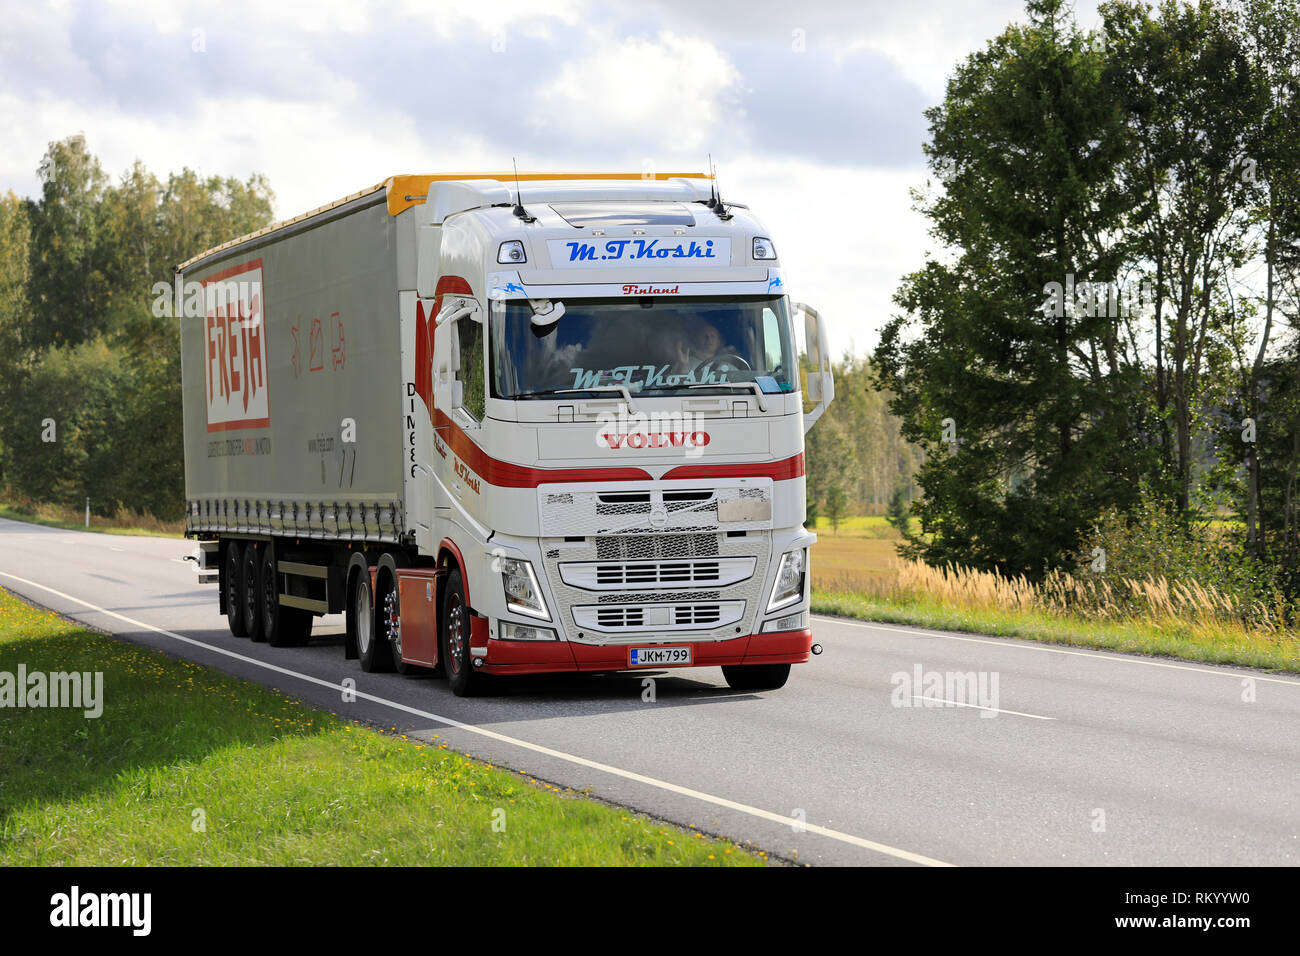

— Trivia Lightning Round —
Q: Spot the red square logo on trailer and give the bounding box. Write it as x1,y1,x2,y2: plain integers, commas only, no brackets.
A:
202,259,270,432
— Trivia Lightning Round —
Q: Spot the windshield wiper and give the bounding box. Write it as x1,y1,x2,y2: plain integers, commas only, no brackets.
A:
521,384,638,409
687,382,768,412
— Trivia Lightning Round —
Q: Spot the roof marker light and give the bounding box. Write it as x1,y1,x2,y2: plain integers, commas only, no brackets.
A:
753,237,777,260
498,240,526,264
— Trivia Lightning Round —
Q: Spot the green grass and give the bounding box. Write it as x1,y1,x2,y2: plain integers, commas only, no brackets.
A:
0,589,763,866
813,589,1300,674
0,501,184,538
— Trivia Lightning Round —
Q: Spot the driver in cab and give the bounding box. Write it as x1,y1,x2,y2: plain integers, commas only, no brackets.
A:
666,317,738,376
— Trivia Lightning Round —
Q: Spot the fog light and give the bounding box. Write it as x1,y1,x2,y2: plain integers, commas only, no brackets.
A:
761,610,807,632
499,621,557,641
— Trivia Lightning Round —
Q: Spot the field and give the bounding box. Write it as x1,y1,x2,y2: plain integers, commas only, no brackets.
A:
808,516,1300,674
0,588,762,866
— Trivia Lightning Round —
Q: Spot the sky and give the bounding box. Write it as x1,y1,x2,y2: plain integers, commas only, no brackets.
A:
0,0,1104,354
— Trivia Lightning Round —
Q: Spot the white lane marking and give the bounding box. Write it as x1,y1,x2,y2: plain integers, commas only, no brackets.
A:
110,547,125,552
0,572,954,868
911,695,1054,720
815,614,1300,687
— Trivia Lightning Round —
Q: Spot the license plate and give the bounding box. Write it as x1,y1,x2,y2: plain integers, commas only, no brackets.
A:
629,646,692,667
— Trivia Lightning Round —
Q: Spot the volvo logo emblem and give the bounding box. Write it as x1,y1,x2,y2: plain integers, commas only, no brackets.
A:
649,507,668,528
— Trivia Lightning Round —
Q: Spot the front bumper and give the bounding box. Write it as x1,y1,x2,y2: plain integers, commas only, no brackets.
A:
474,627,813,676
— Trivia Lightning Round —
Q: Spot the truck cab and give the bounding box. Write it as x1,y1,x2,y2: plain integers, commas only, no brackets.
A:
400,174,834,691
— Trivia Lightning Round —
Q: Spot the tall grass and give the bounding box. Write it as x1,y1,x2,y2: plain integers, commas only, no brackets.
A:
816,559,1293,636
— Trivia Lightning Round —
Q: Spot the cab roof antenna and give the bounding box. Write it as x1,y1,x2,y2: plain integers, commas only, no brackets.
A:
512,159,536,223
708,156,732,221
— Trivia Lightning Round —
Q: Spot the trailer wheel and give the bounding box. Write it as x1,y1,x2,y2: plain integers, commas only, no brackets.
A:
242,542,266,642
223,540,247,638
261,542,312,647
721,663,790,691
354,567,392,672
441,569,483,697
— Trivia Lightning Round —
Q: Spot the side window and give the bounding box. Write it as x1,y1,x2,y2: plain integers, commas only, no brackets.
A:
762,308,782,372
455,315,486,422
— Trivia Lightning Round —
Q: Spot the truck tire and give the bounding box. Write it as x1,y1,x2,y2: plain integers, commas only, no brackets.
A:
721,663,790,691
261,542,312,647
441,568,483,697
354,566,393,672
242,542,266,642
223,540,247,638
377,570,416,675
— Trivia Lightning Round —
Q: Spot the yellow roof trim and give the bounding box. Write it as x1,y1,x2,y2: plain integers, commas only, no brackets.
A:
384,171,713,216
178,172,713,272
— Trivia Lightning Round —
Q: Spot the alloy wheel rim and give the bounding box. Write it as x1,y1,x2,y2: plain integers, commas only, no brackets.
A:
356,577,372,653
384,586,401,657
447,596,464,675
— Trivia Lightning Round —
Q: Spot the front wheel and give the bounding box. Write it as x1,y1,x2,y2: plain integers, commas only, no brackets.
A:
721,663,790,691
440,569,483,696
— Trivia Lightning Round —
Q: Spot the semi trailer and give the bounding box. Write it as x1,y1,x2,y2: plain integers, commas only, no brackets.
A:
180,171,834,696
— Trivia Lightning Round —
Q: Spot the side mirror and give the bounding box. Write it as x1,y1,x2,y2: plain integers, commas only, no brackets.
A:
795,301,834,433
529,299,565,327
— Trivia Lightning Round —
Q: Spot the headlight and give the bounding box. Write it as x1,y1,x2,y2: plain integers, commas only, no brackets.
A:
499,621,557,641
752,236,777,260
498,240,527,264
499,557,549,619
767,549,806,612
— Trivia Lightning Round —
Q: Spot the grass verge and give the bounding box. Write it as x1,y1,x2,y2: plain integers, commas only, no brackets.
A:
0,499,184,538
813,589,1300,674
0,588,762,866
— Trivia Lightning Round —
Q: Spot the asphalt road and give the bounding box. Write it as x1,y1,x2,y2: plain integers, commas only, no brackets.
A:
1,515,1297,866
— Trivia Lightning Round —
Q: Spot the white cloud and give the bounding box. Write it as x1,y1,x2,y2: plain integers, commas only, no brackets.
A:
536,31,741,152
724,159,934,354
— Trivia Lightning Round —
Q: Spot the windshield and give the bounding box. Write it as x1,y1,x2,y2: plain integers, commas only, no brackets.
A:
490,295,796,400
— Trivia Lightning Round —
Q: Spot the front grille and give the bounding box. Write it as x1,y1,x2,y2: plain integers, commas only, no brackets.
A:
597,607,644,628
559,556,757,591
573,601,745,633
537,481,774,645
596,533,718,561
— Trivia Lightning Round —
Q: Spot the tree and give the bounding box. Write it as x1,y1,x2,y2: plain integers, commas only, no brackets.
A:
876,0,1150,576
0,191,31,488
826,482,848,534
885,482,910,533
1104,0,1266,517
25,135,110,351
0,137,275,518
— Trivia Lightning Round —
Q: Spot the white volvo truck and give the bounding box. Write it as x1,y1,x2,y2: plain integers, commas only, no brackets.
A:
179,172,834,696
